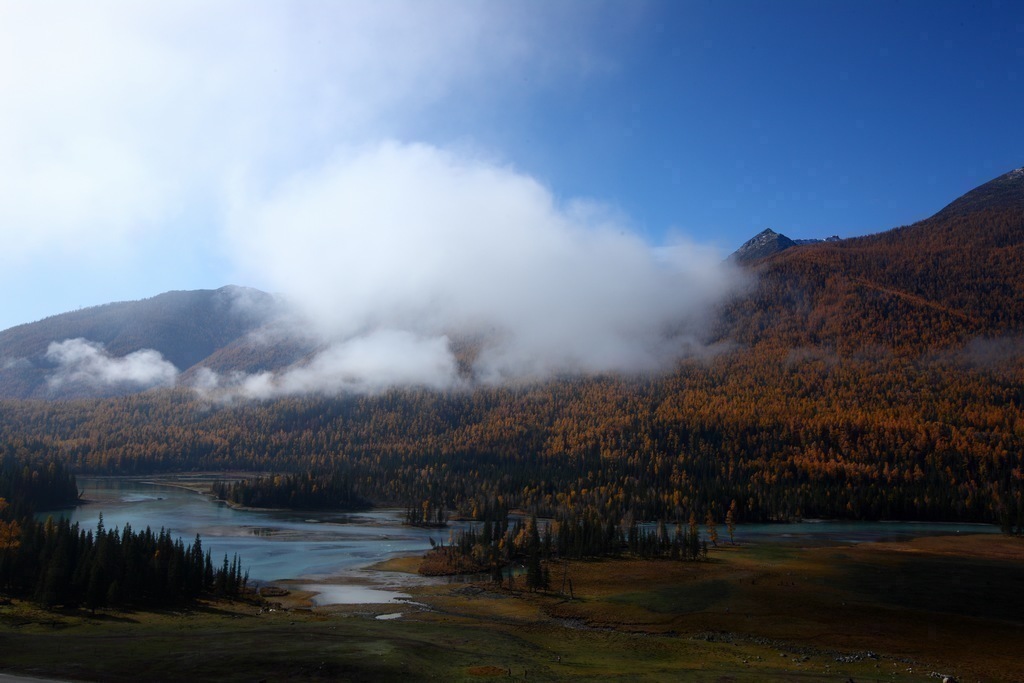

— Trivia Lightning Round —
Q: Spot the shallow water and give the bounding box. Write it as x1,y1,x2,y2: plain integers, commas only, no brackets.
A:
45,478,464,603
298,584,411,606
728,519,1000,545
46,479,1001,603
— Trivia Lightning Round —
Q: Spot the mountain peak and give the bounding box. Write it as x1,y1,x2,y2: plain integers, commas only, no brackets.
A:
728,228,797,264
933,166,1024,219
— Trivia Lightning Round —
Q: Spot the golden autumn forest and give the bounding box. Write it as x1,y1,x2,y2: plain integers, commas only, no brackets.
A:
1,167,1023,538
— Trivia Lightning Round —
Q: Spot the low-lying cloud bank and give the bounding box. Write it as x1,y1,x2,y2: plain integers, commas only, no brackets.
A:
194,329,459,399
46,338,178,390
35,141,743,400
207,141,743,398
4,3,741,399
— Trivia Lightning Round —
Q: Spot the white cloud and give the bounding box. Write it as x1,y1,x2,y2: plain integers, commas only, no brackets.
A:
199,330,459,400
278,331,457,394
222,141,741,394
2,357,31,371
0,1,601,264
46,338,179,389
3,2,739,397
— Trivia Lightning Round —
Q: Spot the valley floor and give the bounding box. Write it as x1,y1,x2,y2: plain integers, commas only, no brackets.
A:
1,534,1022,682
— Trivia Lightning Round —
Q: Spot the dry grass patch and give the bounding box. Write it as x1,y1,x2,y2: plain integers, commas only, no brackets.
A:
370,554,423,573
3,535,1021,682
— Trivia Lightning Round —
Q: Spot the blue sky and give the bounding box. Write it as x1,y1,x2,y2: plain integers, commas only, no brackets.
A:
0,0,1022,333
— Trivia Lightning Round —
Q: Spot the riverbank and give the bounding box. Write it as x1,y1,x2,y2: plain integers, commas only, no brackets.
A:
380,532,1024,681
3,533,1021,681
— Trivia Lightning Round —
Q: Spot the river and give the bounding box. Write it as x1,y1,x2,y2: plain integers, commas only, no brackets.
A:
47,478,465,605
46,478,1001,604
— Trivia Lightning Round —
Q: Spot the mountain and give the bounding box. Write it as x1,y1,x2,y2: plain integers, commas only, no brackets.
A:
932,166,1024,219
717,166,1024,353
1,166,1020,400
728,228,797,263
792,236,841,246
0,166,1021,540
728,228,840,264
0,286,290,399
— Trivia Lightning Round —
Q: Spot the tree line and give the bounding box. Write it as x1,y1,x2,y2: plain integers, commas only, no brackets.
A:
212,468,369,511
0,515,246,610
0,450,80,518
0,455,247,609
1,342,1019,532
423,509,715,592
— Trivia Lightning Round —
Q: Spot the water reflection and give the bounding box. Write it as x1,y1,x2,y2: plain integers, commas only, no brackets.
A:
47,479,1001,605
49,478,464,585
729,519,1000,545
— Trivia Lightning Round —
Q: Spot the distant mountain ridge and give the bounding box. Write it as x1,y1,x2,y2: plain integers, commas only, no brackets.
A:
0,286,294,399
1,165,1021,400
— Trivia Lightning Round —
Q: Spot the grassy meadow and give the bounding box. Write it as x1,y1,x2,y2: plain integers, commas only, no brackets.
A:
1,534,1021,682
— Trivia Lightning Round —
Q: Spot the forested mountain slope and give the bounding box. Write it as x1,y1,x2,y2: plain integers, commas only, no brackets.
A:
718,167,1024,353
2,168,1020,400
1,345,1021,528
0,168,1022,531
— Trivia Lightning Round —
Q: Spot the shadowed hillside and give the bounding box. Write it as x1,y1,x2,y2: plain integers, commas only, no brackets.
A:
0,286,281,399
